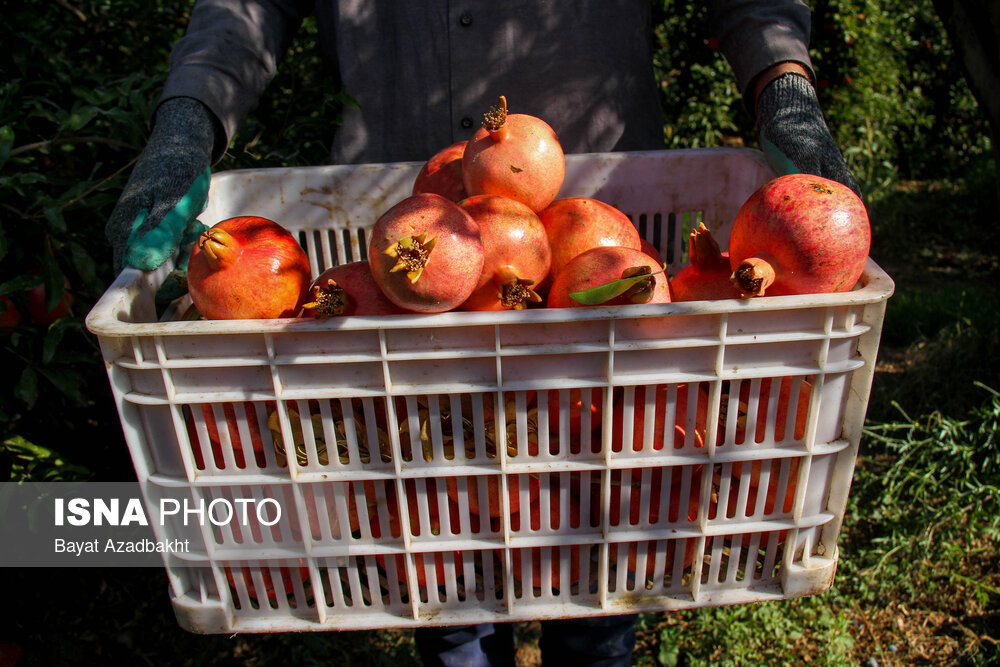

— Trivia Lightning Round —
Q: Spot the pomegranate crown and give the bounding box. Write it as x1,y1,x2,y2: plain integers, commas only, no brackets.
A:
482,95,508,132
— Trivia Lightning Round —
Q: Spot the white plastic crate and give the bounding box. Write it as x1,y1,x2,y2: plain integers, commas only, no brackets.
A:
86,148,894,634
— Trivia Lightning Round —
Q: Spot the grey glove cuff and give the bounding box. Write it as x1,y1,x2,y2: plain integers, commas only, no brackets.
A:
106,97,217,271
756,72,862,198
148,97,217,164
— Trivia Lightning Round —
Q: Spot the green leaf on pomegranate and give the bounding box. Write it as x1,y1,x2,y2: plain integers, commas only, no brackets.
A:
569,264,667,305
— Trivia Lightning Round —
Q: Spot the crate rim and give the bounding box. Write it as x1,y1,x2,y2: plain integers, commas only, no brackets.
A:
202,145,770,179
86,258,894,338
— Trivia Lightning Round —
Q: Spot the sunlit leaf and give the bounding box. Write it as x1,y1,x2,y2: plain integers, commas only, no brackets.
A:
569,264,666,306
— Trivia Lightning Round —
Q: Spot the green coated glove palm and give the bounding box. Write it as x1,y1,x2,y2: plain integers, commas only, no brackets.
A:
106,97,217,273
756,72,862,199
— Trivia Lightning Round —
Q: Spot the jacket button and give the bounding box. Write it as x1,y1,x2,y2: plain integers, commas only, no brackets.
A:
459,13,473,27
461,117,474,129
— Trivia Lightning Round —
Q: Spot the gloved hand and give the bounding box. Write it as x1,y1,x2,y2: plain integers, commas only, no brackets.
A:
106,97,217,273
755,72,862,199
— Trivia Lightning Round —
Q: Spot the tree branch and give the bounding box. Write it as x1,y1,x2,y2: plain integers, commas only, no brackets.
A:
10,136,138,157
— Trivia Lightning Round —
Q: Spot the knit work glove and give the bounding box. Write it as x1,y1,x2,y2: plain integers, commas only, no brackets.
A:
106,97,215,273
755,72,861,198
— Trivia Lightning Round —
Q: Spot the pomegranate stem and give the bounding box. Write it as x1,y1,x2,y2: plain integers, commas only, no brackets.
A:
621,265,655,303
484,95,510,142
198,228,237,270
731,258,776,297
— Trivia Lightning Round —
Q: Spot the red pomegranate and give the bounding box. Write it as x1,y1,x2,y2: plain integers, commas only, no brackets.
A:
368,193,485,313
512,545,582,592
511,480,582,590
225,563,310,606
301,261,408,317
671,223,742,301
730,456,801,516
412,141,468,202
27,276,74,325
446,473,534,520
728,174,871,297
187,216,312,319
727,376,811,491
610,383,707,453
0,295,20,330
457,194,552,311
726,376,812,446
462,96,565,212
722,447,803,550
640,238,665,265
539,197,641,279
183,401,269,470
372,480,466,588
544,387,605,439
604,466,702,527
547,246,671,308
1,272,74,329
608,468,701,587
600,467,703,576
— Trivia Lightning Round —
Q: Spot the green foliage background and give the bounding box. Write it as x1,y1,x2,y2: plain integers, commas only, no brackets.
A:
652,0,993,190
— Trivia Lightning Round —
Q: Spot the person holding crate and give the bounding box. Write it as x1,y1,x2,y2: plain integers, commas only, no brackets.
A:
103,1,859,664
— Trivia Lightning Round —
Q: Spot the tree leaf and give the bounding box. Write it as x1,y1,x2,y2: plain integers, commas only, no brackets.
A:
40,253,64,314
15,367,39,408
0,274,42,295
66,105,100,132
37,367,91,407
0,125,13,171
42,321,67,363
3,435,57,461
44,204,67,233
68,240,97,288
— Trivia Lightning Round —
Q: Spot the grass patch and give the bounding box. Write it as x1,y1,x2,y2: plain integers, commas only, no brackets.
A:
629,385,1000,666
845,384,1000,597
634,595,855,666
836,385,1000,664
880,287,1000,350
866,156,999,284
870,285,1000,421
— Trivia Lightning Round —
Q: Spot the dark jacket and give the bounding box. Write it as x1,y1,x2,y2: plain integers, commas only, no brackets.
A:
159,0,813,164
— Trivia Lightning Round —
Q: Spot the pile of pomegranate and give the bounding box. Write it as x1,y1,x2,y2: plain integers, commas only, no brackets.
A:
183,95,870,321
176,96,872,596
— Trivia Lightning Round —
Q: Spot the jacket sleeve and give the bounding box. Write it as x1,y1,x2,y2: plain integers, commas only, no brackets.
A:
707,0,814,114
157,0,315,159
